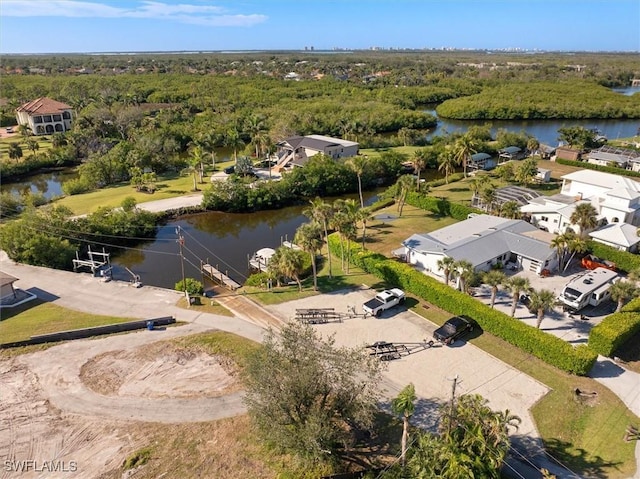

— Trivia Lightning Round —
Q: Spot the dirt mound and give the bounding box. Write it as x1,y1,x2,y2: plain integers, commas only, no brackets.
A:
80,341,239,399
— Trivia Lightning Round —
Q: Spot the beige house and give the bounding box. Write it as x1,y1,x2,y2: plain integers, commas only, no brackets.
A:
16,97,73,135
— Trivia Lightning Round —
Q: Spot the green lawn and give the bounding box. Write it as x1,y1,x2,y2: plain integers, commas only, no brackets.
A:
0,299,135,344
0,135,54,162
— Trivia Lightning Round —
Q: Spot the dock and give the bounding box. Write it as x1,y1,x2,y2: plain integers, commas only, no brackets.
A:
201,262,241,290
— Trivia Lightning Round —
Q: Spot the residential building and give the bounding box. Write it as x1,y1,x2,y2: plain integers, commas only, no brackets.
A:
274,135,359,170
498,146,524,164
397,214,558,278
521,170,640,234
586,146,640,169
555,146,581,161
15,97,73,135
589,223,640,253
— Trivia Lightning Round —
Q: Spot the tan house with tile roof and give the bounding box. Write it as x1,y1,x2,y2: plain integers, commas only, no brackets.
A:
16,97,73,136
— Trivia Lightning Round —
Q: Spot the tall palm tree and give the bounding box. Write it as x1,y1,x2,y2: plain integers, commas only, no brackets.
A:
526,137,540,157
452,134,477,178
438,147,457,184
454,260,475,294
412,149,428,191
610,281,638,312
391,383,417,467
224,127,245,164
506,276,530,317
275,245,305,291
480,186,496,213
347,155,369,207
339,199,359,273
483,270,506,308
529,289,556,329
570,203,598,239
245,114,268,159
396,175,414,217
304,198,334,278
565,237,588,272
295,222,324,291
437,256,456,285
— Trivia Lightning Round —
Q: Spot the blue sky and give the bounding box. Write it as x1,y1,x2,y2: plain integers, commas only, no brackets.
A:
1,0,639,53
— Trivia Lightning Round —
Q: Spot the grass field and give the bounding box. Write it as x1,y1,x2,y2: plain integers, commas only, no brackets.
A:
0,135,54,162
0,299,135,343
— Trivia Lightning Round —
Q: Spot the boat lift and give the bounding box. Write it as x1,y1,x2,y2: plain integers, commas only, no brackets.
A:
366,339,437,361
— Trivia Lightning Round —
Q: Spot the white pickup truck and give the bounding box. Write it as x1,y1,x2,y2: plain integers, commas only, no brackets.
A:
363,288,405,317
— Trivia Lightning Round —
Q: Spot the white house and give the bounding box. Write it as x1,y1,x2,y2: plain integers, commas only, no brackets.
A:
397,215,558,278
521,170,640,234
586,146,640,169
589,223,640,253
274,135,359,170
16,97,73,135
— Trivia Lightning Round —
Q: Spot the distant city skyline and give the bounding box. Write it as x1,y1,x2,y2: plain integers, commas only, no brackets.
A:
1,0,639,54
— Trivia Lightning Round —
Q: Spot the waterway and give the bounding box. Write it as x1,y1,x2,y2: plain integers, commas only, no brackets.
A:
110,191,380,290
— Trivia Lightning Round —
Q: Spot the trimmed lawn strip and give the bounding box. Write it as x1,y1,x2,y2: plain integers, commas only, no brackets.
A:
0,300,135,343
175,295,234,316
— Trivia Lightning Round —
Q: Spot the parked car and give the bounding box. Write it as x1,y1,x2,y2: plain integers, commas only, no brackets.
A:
5,127,13,133
433,316,473,345
223,165,235,174
519,294,536,313
581,254,616,272
363,288,405,317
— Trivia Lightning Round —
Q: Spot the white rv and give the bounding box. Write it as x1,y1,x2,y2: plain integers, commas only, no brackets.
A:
558,267,619,312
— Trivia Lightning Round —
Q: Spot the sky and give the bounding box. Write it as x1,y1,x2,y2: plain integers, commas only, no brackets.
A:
1,0,639,54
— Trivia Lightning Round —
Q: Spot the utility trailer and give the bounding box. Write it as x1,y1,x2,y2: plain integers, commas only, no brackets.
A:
366,340,436,361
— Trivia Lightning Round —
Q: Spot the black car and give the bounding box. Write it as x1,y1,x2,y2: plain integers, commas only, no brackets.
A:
433,316,473,345
223,165,235,174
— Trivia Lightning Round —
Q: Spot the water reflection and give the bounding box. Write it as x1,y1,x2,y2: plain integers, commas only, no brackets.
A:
112,191,380,289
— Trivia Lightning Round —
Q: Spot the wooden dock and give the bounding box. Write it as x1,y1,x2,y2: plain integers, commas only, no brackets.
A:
201,263,241,290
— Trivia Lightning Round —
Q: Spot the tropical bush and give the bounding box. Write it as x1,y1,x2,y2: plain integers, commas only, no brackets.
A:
174,278,204,295
405,191,481,220
556,158,640,179
588,298,640,357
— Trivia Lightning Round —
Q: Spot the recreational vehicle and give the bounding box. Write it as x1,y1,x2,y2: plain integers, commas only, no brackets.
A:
558,267,619,312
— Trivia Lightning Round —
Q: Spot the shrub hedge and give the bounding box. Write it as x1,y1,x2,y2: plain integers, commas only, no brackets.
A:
556,158,640,180
588,297,640,357
587,241,640,273
329,236,598,375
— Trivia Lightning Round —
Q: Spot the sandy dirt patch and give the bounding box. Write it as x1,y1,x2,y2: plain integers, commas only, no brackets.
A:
80,342,239,398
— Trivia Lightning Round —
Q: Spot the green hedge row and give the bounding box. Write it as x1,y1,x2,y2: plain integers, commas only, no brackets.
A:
588,297,640,357
588,241,640,274
405,192,482,220
556,158,640,180
329,236,597,375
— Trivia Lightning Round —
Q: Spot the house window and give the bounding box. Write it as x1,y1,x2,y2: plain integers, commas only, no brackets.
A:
612,217,619,222
43,115,52,122
62,111,71,119
53,114,62,121
55,124,63,132
541,216,549,222
553,219,558,223
33,116,43,124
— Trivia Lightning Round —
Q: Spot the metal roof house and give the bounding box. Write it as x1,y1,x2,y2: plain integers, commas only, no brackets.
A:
468,152,496,171
498,146,524,164
274,135,359,170
16,97,73,136
589,223,640,253
397,214,558,280
586,146,640,169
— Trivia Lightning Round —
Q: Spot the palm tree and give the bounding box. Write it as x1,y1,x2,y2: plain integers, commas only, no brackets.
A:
275,245,305,291
629,267,640,285
500,200,521,219
484,270,506,308
18,124,32,138
438,147,457,184
454,260,475,294
295,222,324,291
304,198,334,278
437,256,456,285
391,383,417,467
453,134,477,178
338,199,359,273
347,155,369,207
51,132,68,148
480,186,496,213
565,237,588,271
245,114,268,159
550,232,571,271
610,281,638,312
527,137,540,157
529,289,556,329
7,143,23,162
396,174,414,217
506,276,530,317
330,206,349,271
224,127,245,164
412,149,428,191
570,203,598,239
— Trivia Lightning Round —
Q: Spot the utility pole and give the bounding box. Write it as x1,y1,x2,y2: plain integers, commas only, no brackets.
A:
176,226,186,297
447,375,459,435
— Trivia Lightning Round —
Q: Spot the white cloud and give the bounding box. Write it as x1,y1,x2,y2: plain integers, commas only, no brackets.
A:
1,0,267,26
